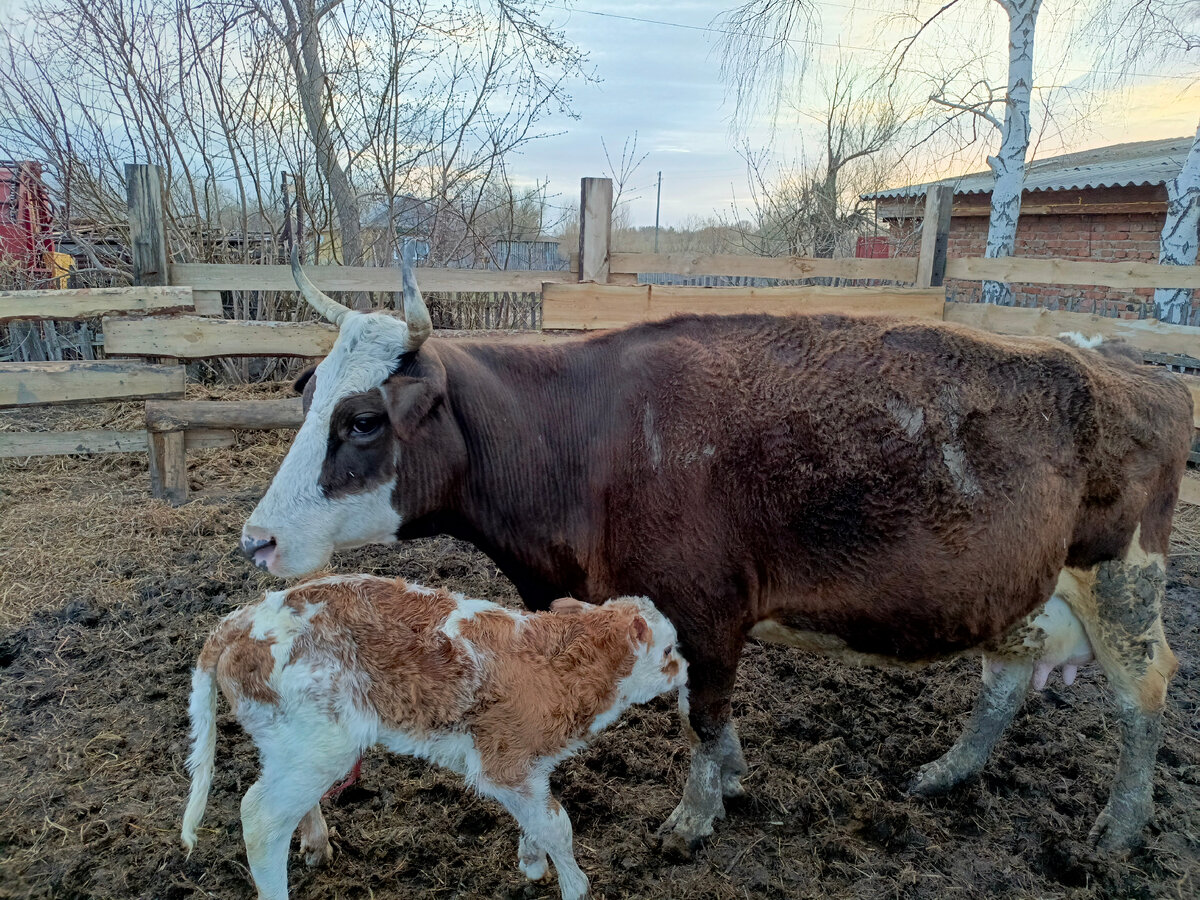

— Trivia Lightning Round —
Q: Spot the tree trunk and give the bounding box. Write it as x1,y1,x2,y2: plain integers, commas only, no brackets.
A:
1154,122,1200,325
982,0,1041,306
282,0,367,307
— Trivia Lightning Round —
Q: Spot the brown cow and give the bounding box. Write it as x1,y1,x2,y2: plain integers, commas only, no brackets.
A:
240,252,1192,853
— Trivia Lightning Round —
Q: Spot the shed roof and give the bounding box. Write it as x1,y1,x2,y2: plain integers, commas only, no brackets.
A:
862,136,1192,200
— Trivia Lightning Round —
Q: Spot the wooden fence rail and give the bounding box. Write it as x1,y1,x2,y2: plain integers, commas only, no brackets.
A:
6,172,1200,511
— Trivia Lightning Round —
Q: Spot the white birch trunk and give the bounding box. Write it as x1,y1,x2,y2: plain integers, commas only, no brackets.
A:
983,0,1042,306
1154,122,1200,324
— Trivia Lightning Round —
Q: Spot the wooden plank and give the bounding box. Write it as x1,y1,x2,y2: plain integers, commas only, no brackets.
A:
145,399,305,432
103,316,336,359
0,429,149,458
170,263,571,293
0,427,234,460
1178,478,1200,507
944,256,1200,290
1176,375,1200,429
609,252,918,283
579,178,613,283
0,286,196,323
943,302,1200,358
915,186,953,289
0,360,186,408
149,430,187,504
126,164,170,287
192,290,224,316
543,283,946,330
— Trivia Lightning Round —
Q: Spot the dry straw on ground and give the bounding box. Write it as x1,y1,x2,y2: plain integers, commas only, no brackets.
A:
0,391,1197,900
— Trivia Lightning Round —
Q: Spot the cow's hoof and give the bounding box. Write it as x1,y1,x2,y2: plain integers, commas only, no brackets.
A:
656,827,697,861
654,811,714,860
721,773,746,799
1088,801,1148,854
907,759,966,798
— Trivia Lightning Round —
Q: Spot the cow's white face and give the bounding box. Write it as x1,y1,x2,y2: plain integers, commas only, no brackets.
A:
241,312,414,577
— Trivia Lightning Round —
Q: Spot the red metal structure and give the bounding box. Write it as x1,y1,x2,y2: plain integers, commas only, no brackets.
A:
0,160,57,283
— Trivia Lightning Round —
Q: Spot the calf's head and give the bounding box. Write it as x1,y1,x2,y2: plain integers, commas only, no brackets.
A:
241,249,456,577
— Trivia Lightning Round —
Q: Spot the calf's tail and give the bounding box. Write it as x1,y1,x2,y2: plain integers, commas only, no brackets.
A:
181,662,219,854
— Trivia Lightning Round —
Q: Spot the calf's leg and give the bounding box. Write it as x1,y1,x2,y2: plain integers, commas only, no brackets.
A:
241,725,361,900
1058,540,1177,852
490,779,588,900
298,805,333,867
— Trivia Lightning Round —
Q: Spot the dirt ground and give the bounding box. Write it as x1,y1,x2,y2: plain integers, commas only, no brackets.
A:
0,393,1197,900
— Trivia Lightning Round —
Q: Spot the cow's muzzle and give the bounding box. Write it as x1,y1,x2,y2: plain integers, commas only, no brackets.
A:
239,533,277,571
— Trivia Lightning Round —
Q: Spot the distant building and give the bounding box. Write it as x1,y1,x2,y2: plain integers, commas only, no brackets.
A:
863,137,1194,320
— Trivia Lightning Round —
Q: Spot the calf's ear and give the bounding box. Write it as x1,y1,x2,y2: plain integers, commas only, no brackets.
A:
383,375,440,439
630,615,651,645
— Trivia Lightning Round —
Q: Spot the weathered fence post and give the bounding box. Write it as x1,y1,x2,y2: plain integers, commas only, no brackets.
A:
578,178,613,284
126,164,170,287
128,163,187,504
915,185,953,289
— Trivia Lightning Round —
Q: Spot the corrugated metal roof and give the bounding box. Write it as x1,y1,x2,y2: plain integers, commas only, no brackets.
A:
863,136,1192,200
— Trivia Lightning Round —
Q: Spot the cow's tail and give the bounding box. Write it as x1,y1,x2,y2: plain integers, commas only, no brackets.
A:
1058,331,1104,350
1059,331,1143,365
181,657,219,854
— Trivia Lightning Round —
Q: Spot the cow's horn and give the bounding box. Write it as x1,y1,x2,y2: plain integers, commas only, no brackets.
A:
290,243,352,326
401,247,432,352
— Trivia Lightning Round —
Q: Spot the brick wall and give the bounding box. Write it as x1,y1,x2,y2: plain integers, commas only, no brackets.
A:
888,209,1197,323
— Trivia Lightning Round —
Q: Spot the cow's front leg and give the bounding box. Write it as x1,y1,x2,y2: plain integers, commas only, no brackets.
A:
658,652,740,855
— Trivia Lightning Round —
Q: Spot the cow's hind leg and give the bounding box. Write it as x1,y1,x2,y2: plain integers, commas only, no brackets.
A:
1061,543,1178,852
909,656,1033,796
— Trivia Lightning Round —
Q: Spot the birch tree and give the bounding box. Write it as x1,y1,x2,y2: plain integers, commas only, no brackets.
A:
896,0,1043,305
1084,0,1200,322
1154,124,1200,323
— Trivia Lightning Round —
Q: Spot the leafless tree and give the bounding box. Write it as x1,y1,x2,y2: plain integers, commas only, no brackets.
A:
714,0,818,137
1083,0,1199,322
0,0,587,289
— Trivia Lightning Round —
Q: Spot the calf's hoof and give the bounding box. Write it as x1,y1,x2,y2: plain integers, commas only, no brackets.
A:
302,840,334,868
519,855,548,881
654,805,717,860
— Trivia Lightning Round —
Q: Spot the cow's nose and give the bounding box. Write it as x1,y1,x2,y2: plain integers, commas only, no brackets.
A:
240,534,277,569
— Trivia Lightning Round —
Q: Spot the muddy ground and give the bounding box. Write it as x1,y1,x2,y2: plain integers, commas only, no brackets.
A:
0,395,1197,900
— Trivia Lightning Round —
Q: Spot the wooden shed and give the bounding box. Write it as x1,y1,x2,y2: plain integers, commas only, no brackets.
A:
864,137,1196,321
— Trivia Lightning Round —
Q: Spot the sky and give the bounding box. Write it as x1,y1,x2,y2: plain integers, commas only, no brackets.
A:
0,0,1194,229
510,1,1200,228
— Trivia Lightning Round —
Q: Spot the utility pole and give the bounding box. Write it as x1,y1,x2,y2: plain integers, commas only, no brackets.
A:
654,170,662,253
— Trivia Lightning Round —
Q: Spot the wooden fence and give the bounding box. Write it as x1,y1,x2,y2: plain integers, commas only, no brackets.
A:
3,169,1200,506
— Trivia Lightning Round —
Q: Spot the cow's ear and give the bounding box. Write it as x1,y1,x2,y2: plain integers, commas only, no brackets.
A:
630,614,651,645
293,365,317,395
382,375,440,438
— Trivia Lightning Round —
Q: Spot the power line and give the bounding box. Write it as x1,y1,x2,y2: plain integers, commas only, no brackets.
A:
547,2,1197,83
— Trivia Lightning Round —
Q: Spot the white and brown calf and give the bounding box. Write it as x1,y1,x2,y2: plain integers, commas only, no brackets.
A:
181,577,686,900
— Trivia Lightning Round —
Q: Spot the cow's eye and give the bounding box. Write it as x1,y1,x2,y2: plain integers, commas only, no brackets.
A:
350,413,383,437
